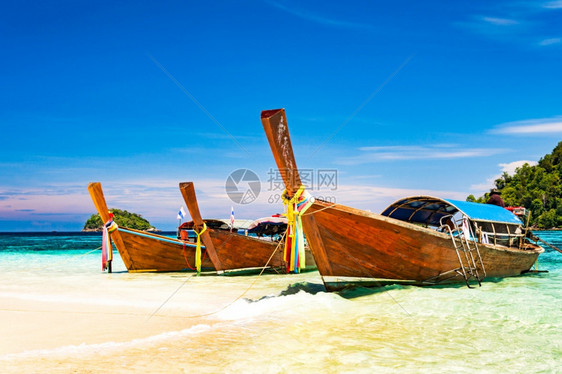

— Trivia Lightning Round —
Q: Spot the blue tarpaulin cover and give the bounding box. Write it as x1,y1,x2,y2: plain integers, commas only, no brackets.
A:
444,199,522,224
381,196,523,226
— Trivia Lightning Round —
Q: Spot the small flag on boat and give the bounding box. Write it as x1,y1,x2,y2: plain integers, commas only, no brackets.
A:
177,206,186,220
230,206,235,229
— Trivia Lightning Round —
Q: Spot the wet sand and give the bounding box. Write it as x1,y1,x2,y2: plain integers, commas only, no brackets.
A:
0,289,220,373
0,297,210,354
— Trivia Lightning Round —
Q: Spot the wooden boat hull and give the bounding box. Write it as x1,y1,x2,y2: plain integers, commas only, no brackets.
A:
205,229,292,271
118,228,316,273
303,201,542,290
117,227,215,272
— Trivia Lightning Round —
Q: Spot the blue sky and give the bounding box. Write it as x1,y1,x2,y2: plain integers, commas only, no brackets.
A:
1,0,561,231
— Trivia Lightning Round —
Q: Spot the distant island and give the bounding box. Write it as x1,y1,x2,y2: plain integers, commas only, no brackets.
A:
467,141,562,229
83,208,158,232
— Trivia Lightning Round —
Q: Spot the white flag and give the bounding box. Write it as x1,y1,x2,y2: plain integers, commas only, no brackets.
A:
177,206,186,220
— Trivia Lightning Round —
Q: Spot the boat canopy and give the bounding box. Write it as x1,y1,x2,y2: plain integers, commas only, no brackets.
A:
247,216,288,236
179,219,254,231
247,216,288,230
381,196,523,226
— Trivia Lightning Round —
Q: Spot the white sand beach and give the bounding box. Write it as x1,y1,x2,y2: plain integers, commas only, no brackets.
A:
1,248,561,373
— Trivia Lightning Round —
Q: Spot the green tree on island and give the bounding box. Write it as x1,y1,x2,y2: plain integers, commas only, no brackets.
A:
467,141,562,229
83,209,156,231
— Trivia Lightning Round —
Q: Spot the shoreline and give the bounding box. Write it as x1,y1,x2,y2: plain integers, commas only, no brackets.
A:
0,231,175,236
1,228,560,234
0,294,214,357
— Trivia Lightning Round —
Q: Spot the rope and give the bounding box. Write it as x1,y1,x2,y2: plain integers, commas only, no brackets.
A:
117,228,198,248
302,201,338,216
150,231,287,320
186,231,287,318
6,237,286,322
147,274,196,320
181,242,196,270
181,241,209,271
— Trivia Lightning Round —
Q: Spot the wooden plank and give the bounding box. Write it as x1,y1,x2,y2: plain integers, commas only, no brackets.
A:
260,109,302,196
117,228,214,271
179,182,223,271
87,182,134,269
301,211,333,275
209,229,286,270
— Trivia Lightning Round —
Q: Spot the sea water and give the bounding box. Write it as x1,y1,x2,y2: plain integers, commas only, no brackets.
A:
0,232,560,373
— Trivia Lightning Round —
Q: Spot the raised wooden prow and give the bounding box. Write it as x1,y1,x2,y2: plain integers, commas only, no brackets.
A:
178,182,223,271
261,109,302,197
261,109,334,275
87,182,133,268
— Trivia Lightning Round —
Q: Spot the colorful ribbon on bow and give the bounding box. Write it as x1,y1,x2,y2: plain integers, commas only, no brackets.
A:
282,185,314,273
102,216,118,272
193,223,207,275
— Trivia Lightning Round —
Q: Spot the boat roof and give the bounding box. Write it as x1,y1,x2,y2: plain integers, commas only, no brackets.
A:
381,196,523,226
247,216,288,230
179,219,254,230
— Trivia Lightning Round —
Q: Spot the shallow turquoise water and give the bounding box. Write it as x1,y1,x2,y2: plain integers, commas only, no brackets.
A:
0,232,560,372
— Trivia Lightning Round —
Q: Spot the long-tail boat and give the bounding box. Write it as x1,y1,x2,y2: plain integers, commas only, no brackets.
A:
260,108,544,290
178,181,294,272
88,182,215,272
88,181,314,273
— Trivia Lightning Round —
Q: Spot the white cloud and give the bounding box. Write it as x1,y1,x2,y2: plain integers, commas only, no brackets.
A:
491,116,562,134
0,177,476,229
469,160,538,196
455,2,562,47
0,179,229,228
539,37,561,46
337,145,507,165
318,184,468,212
470,180,497,194
0,178,316,229
543,1,562,9
249,182,469,215
266,0,373,30
481,17,518,26
499,160,538,175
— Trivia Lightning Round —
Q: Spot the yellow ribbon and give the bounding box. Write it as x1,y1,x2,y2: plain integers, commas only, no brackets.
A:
282,185,314,272
193,222,207,275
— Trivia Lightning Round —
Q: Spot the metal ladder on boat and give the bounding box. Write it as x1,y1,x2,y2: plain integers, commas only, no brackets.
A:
434,216,486,288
